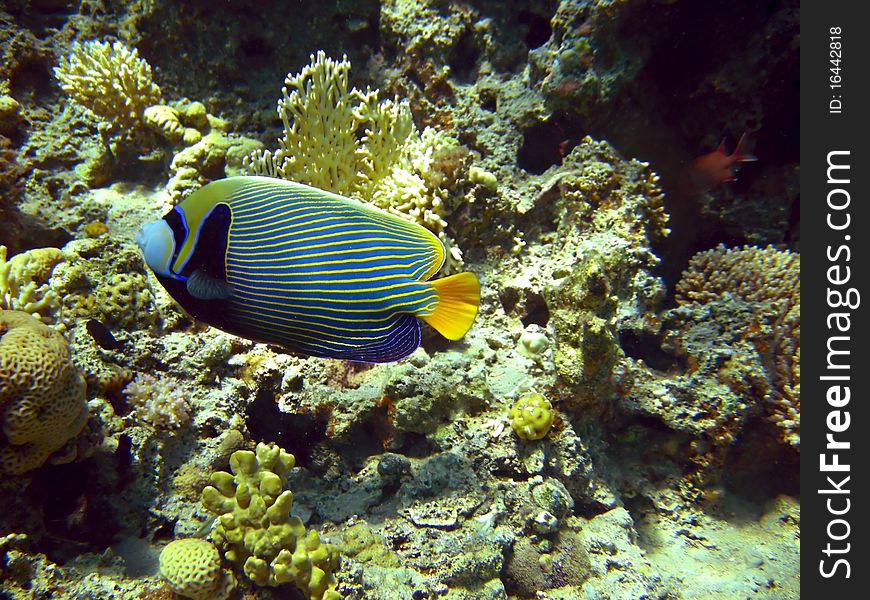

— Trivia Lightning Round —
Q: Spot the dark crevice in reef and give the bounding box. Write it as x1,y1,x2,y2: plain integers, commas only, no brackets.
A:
517,117,586,175
393,432,438,460
447,28,481,83
499,287,520,314
722,417,800,503
498,288,551,329
517,121,563,174
238,35,273,62
245,388,328,467
23,434,133,563
517,10,552,50
421,326,455,355
618,329,688,374
520,291,550,328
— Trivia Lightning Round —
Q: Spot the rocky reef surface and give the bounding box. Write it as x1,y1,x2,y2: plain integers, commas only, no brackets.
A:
1,0,798,599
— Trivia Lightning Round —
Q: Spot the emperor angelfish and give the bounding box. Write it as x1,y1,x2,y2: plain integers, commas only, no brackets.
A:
136,176,480,363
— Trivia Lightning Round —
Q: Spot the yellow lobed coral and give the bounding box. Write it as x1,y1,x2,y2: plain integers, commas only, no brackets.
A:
159,538,235,600
143,104,186,144
509,393,556,441
0,310,88,474
201,442,341,599
676,244,800,447
0,245,62,322
54,40,162,134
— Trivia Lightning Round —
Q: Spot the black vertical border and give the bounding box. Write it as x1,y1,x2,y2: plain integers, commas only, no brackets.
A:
802,1,870,595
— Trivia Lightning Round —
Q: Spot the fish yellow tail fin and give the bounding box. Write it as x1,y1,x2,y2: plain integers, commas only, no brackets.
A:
421,272,480,340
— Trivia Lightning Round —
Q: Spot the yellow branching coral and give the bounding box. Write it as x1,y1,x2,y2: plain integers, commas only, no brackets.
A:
202,442,341,599
676,244,800,447
0,245,62,322
54,40,162,134
246,51,379,193
244,51,467,268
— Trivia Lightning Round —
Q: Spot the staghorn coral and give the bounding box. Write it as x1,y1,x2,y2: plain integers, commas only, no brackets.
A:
201,442,341,599
159,538,235,600
54,40,162,135
675,244,799,307
0,310,88,475
245,51,469,268
123,373,192,431
676,244,800,447
0,245,63,323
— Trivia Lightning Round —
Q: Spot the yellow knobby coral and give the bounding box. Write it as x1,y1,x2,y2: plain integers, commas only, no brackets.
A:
509,393,556,441
159,538,236,600
143,103,205,146
0,245,62,322
54,40,162,134
0,310,88,474
201,442,341,599
143,104,186,144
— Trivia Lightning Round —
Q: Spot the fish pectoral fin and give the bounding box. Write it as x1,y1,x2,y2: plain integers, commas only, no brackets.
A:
421,272,480,341
186,269,232,300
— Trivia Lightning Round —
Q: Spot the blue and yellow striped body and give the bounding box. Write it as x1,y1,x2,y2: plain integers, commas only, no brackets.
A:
136,176,479,362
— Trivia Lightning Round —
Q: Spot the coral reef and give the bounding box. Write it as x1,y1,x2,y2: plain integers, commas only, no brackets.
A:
675,244,800,448
0,1,800,599
615,243,800,494
245,50,411,195
49,236,157,331
525,137,669,416
0,86,21,136
0,310,88,474
201,443,341,599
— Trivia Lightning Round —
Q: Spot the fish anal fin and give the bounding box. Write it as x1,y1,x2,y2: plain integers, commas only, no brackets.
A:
421,272,480,341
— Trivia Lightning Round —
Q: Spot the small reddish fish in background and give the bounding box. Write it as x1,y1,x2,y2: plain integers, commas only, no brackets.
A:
680,133,757,195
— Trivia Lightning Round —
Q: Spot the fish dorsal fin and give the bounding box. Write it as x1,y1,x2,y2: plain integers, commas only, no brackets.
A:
421,272,480,340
